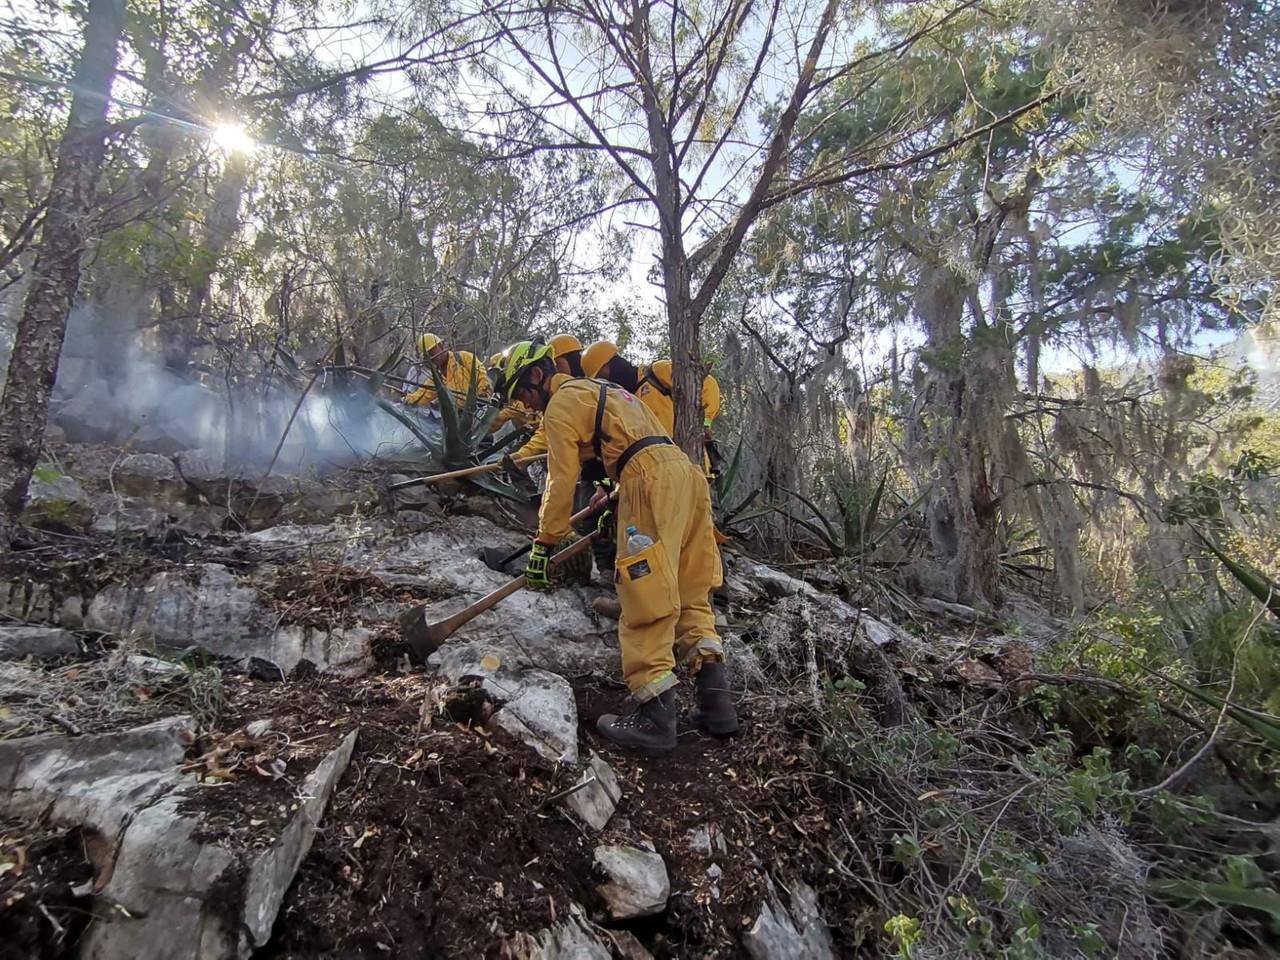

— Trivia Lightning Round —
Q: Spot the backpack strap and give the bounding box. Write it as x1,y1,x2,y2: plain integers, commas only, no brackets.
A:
641,367,672,398
592,381,609,463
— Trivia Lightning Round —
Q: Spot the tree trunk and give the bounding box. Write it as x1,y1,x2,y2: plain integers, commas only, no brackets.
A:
909,261,1006,608
0,0,125,541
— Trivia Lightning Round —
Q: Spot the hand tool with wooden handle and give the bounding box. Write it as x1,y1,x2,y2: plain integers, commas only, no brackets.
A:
399,492,616,663
388,454,547,491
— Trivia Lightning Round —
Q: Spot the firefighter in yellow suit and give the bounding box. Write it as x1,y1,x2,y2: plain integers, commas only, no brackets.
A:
581,341,721,475
496,341,739,756
403,333,491,407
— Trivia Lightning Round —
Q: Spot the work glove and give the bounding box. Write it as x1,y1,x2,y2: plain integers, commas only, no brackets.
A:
591,478,615,537
502,453,536,492
525,541,553,591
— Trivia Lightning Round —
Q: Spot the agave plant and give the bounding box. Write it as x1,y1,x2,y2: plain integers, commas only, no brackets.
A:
710,437,770,534
376,359,499,469
778,464,927,561
1190,528,1280,622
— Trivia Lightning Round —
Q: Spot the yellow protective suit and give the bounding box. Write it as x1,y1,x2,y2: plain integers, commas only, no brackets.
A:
492,400,540,435
634,360,722,475
537,375,724,700
403,351,490,406
511,415,548,459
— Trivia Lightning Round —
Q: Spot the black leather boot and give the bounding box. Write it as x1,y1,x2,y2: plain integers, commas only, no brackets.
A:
597,689,678,757
689,660,739,736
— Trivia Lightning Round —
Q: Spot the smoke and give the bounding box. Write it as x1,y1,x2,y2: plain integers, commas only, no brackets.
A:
49,305,423,472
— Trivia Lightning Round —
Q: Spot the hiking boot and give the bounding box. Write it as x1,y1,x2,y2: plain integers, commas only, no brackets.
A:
689,661,739,737
592,595,623,620
597,690,677,757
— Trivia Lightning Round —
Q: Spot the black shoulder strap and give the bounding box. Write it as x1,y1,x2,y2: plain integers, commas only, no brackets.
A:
641,367,672,397
593,381,609,462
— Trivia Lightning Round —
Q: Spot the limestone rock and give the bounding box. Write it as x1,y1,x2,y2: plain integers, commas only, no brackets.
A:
241,728,358,947
921,597,982,622
86,563,372,676
0,625,80,660
686,822,728,858
858,615,912,648
594,844,669,920
82,729,358,960
0,579,86,629
126,654,188,680
24,469,94,530
501,902,613,960
113,453,180,498
0,715,195,837
744,879,835,960
432,645,579,765
561,751,622,830
55,381,126,442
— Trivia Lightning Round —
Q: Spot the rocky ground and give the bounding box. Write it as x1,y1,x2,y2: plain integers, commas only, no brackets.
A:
0,439,1073,959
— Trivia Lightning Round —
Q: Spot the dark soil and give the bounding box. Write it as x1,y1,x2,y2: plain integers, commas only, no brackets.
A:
0,823,97,960
218,671,880,958
203,673,594,959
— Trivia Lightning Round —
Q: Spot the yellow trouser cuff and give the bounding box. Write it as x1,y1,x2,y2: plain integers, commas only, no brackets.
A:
632,670,678,702
680,638,725,667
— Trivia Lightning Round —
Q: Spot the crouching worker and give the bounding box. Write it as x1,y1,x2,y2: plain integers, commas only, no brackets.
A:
495,341,739,756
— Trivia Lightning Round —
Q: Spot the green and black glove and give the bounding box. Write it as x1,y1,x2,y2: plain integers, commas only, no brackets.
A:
594,477,616,537
525,541,552,591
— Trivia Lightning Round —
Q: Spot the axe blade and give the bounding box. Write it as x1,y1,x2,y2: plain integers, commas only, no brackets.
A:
398,604,441,663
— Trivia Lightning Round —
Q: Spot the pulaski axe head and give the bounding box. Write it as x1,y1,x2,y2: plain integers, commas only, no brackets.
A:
398,603,452,663
398,586,516,663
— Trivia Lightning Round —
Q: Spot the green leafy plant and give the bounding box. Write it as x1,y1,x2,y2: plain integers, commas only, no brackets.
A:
884,913,923,958
1191,529,1280,621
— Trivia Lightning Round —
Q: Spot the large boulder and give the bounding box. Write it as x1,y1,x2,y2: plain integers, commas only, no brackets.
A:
0,714,358,960
55,381,127,442
0,715,195,837
86,563,372,676
112,453,181,499
24,468,94,531
82,730,358,960
351,516,620,677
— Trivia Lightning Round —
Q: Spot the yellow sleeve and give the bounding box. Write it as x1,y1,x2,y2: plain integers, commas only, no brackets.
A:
535,395,582,543
404,385,436,406
514,419,548,460
702,373,721,426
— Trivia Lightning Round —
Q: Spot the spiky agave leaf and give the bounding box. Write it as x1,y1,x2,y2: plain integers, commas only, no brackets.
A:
1191,527,1280,621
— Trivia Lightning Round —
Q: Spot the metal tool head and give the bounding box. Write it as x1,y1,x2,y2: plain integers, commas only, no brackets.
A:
399,604,447,663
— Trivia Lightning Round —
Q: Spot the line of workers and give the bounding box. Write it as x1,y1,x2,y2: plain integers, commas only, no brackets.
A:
402,332,737,757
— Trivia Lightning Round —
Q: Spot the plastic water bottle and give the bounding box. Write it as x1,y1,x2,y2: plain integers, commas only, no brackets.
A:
625,525,654,556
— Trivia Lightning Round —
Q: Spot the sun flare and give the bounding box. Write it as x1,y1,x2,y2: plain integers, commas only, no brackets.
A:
211,122,255,155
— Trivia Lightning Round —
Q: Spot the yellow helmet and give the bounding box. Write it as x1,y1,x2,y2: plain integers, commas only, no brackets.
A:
416,332,442,355
581,340,619,378
496,340,554,401
549,333,583,357
487,349,509,369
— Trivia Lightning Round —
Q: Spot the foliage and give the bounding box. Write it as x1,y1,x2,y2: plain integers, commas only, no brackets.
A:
710,437,769,534
774,465,926,563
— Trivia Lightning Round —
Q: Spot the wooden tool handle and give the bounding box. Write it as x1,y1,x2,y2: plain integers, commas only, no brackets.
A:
416,489,619,648
430,532,601,641
390,454,547,490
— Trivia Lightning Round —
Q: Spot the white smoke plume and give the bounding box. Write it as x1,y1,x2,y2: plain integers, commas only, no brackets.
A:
44,306,423,472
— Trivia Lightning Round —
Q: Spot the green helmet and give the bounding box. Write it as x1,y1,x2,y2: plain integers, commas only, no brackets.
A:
496,340,553,402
